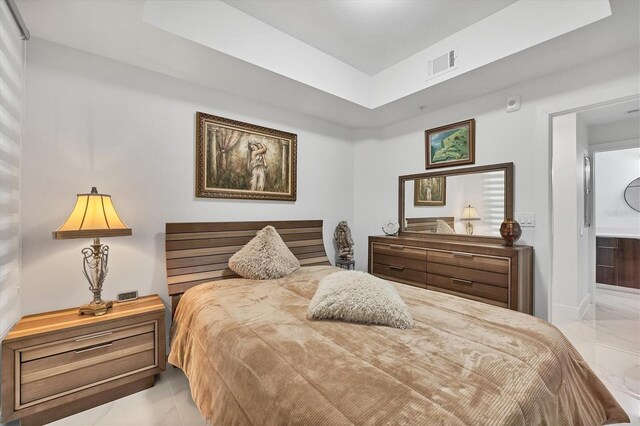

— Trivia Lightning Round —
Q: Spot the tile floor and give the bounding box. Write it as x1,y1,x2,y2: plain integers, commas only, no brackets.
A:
553,287,640,425
2,366,205,426
3,287,637,425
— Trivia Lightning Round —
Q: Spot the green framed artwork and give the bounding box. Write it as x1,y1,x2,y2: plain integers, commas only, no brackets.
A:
425,119,475,169
414,176,446,206
195,112,297,201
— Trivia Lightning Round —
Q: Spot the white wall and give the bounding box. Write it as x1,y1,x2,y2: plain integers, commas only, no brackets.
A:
20,39,355,315
551,113,580,313
0,2,24,338
594,147,640,238
353,49,640,319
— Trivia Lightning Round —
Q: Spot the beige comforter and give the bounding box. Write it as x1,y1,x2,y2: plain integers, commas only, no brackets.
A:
168,266,629,425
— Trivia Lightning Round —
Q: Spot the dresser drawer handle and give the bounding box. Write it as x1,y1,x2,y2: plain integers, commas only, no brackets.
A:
75,342,112,354
75,331,113,342
596,264,615,268
452,278,473,285
388,245,404,250
388,265,405,271
597,246,617,249
452,252,473,258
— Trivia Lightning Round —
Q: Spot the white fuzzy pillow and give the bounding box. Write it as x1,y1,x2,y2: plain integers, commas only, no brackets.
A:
436,219,456,234
228,226,300,280
308,271,414,329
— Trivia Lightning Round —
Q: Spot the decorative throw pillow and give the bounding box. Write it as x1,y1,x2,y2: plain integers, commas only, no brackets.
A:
307,271,414,329
436,219,456,234
228,226,300,280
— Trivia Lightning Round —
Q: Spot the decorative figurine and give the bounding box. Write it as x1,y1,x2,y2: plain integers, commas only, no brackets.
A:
500,218,522,247
382,220,400,236
334,221,355,270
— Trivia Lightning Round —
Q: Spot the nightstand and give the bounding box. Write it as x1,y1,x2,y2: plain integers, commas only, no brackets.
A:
1,295,166,425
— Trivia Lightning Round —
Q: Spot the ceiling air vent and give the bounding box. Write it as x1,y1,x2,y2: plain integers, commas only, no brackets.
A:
427,48,458,80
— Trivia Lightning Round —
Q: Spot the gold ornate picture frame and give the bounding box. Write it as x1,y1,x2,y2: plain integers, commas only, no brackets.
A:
195,112,297,201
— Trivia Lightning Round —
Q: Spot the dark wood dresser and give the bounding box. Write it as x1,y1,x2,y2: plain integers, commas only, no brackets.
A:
596,236,640,289
369,235,534,314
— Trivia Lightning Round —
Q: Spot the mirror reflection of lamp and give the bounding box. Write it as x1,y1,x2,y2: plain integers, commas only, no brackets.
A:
461,205,480,235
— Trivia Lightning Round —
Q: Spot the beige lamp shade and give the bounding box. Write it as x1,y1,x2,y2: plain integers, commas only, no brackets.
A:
52,187,132,239
461,205,480,221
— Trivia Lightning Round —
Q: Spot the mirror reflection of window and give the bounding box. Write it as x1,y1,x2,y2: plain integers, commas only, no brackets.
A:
482,171,505,234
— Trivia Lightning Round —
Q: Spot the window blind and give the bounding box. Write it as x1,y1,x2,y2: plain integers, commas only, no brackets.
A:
0,0,25,337
482,171,505,237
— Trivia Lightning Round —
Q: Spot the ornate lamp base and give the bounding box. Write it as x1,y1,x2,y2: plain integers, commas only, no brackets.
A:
79,300,113,316
465,222,474,235
79,237,112,316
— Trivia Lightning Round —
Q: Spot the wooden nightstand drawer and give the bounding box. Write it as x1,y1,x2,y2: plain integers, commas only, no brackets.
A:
21,322,154,362
19,327,157,407
2,295,166,425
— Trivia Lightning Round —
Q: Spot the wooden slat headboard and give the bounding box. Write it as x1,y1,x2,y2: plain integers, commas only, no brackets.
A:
165,220,331,312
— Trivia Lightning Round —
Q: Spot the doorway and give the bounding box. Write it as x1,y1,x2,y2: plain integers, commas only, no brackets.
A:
550,97,640,422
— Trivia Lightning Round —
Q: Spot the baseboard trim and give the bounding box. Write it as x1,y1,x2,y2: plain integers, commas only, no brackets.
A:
553,292,592,321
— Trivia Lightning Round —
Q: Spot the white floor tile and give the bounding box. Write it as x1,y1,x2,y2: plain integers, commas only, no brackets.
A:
48,373,185,426
554,287,640,425
166,367,207,426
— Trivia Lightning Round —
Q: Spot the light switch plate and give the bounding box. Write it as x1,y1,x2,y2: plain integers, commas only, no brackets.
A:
515,212,535,227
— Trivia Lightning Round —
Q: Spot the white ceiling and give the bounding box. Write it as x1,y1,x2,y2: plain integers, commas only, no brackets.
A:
221,0,516,75
579,99,640,127
14,0,640,127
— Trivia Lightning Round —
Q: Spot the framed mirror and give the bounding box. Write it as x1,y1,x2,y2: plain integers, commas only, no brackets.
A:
399,163,513,242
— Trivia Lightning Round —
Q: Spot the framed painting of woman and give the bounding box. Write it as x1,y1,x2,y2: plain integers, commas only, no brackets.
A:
195,112,297,201
414,176,446,206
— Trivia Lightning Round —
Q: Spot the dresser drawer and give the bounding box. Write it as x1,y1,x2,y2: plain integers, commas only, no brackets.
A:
427,261,509,287
427,250,509,274
372,243,427,261
372,263,427,288
16,322,158,408
373,253,426,272
426,273,508,304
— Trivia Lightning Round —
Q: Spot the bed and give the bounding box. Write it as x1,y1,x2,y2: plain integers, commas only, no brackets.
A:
166,220,629,425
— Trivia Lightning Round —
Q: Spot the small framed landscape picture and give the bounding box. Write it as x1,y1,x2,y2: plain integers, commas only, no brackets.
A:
425,119,475,169
414,176,446,206
195,112,297,201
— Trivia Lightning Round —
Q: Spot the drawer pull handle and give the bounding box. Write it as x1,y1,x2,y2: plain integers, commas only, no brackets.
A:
388,265,405,271
597,246,617,249
75,342,112,354
452,252,473,258
75,331,113,342
596,264,615,269
389,245,404,250
452,278,473,285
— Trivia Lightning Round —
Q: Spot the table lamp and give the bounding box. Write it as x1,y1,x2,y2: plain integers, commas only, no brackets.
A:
461,205,480,235
52,187,132,316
